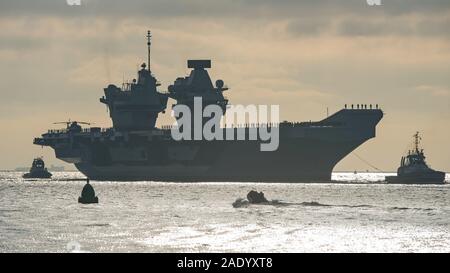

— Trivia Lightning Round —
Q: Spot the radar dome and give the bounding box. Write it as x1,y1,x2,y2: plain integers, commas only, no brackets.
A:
216,79,224,89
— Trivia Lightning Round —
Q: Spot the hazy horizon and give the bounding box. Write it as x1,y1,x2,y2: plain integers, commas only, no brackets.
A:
0,0,449,172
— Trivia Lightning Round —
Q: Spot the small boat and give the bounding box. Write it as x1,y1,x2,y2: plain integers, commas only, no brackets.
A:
23,157,52,179
247,190,268,204
386,132,445,184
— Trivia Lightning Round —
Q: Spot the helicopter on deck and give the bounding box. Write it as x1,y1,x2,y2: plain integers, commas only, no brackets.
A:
53,120,91,133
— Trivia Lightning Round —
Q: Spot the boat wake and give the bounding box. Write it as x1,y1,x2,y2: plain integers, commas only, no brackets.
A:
232,198,290,208
232,198,434,212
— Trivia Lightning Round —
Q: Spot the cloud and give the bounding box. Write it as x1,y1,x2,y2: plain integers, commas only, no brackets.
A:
286,18,331,37
2,1,450,41
336,17,450,38
287,14,450,39
1,0,450,19
0,35,46,51
415,85,450,97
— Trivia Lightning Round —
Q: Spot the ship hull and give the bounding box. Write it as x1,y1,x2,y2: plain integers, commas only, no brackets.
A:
385,172,446,185
23,171,52,179
35,109,384,182
74,138,361,182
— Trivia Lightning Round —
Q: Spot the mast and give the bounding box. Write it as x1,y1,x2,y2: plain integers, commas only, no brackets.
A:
413,131,421,153
147,30,151,72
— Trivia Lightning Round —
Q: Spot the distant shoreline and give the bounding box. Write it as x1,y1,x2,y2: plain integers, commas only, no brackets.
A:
3,170,449,173
1,170,79,172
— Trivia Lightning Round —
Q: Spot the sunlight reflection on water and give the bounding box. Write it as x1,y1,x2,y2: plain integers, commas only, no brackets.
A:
0,171,449,252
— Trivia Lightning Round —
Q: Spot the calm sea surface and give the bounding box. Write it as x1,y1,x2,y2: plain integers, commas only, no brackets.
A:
0,171,449,253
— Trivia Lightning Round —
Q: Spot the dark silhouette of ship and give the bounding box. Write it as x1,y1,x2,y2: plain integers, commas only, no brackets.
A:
386,132,445,184
33,31,383,182
23,157,52,179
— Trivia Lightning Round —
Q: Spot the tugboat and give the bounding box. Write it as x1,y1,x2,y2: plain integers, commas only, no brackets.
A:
23,157,52,179
386,132,446,184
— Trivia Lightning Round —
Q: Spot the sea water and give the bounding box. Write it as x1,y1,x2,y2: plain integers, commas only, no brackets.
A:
0,171,449,252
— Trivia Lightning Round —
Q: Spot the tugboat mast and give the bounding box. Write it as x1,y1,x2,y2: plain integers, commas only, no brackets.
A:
147,30,151,72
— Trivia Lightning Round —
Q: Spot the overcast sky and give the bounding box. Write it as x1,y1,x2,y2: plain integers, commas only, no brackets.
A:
0,0,449,171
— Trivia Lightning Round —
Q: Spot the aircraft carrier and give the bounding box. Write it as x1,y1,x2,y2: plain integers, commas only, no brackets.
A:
33,31,383,182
